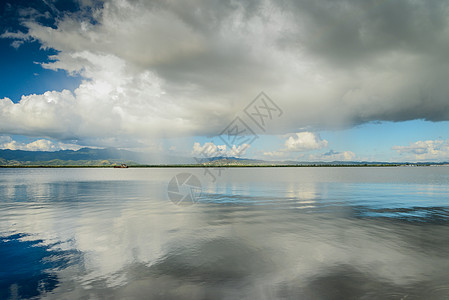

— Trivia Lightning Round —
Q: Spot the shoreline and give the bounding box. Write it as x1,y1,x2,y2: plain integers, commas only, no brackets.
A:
0,164,443,168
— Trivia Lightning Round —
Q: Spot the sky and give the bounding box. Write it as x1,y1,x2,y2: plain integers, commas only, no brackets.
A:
1,0,449,162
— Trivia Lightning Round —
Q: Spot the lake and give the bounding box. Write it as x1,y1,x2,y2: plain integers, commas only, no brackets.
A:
1,167,449,299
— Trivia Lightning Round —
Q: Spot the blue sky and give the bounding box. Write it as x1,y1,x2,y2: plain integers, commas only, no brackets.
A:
1,0,449,162
0,39,81,102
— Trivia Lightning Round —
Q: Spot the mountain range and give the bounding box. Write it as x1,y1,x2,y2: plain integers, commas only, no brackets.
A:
0,147,193,166
0,148,445,166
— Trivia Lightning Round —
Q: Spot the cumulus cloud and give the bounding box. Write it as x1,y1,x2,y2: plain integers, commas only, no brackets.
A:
192,142,250,158
263,151,285,158
2,0,449,147
0,136,81,151
263,132,328,159
309,150,356,162
393,140,449,161
262,132,357,161
284,132,328,152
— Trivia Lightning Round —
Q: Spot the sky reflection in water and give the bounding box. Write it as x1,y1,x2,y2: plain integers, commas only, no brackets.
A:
1,167,449,299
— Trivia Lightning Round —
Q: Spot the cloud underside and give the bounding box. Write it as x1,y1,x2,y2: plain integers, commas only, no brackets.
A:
2,0,449,146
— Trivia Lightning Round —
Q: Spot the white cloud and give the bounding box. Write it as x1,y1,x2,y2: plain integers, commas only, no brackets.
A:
2,0,449,148
263,151,285,158
262,132,328,159
0,136,80,151
393,140,449,161
284,132,328,152
262,132,357,161
309,150,356,162
192,142,250,158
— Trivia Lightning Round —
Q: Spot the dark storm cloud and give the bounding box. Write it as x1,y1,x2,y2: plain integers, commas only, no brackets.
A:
283,0,449,64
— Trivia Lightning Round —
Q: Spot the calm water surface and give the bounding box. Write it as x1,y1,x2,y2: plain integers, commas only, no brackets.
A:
1,167,449,299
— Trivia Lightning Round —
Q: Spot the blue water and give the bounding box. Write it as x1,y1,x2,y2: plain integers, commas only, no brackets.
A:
1,167,449,299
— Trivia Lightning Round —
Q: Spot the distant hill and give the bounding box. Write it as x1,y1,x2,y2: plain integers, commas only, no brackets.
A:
0,148,128,162
198,156,403,166
0,147,195,166
0,148,447,167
